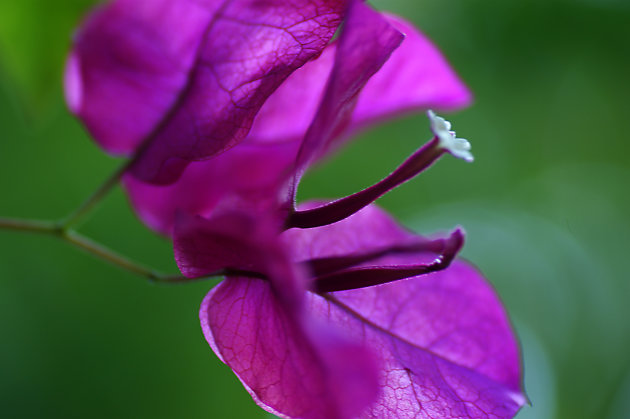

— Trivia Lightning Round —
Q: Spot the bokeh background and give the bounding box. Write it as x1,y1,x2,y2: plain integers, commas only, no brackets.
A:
1,0,629,417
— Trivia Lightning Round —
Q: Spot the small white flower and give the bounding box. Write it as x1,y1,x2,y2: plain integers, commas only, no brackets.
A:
427,110,474,162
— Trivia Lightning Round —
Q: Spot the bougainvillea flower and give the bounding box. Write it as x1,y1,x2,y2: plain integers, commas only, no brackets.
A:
65,1,524,417
174,209,381,418
174,203,526,418
65,0,351,183
66,0,470,185
121,2,471,236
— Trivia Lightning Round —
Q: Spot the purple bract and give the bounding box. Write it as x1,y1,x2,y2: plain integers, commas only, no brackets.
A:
174,204,525,418
66,0,348,183
66,0,471,235
119,5,472,235
65,0,525,417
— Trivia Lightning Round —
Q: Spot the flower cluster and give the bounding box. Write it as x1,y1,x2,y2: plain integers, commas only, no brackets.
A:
66,0,525,417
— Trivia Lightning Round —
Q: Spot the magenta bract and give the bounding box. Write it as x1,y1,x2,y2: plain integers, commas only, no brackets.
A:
175,207,381,418
291,1,405,181
121,7,471,236
66,0,348,183
201,278,381,419
124,140,298,235
67,0,523,417
177,203,525,418
65,0,215,155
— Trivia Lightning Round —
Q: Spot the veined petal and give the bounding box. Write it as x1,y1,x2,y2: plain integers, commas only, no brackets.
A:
310,266,525,419
121,40,334,235
174,209,308,309
201,278,380,419
65,0,217,155
292,0,405,183
180,207,382,418
351,13,473,130
245,45,336,145
120,0,395,233
67,0,347,182
235,12,473,147
284,204,415,260
327,261,524,397
283,204,525,416
129,0,348,184
123,141,298,236
119,5,475,233
173,210,277,277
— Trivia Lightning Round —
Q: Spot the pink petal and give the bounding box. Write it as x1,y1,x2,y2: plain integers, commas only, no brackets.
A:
129,0,347,184
67,0,346,181
284,204,526,416
284,203,416,261
121,42,335,235
121,41,333,235
65,0,216,155
351,14,473,130
233,12,473,147
307,262,525,418
293,1,404,176
173,210,277,278
173,210,308,307
123,140,298,236
120,7,474,233
221,12,473,149
245,44,336,145
201,278,380,419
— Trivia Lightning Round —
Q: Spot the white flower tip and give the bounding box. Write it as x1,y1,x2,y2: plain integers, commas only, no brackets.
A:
507,390,529,408
427,110,474,163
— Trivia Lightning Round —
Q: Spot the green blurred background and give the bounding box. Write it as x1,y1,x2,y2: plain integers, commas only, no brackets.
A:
1,0,629,417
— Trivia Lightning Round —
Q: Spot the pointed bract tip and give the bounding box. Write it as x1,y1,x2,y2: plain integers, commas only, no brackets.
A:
427,110,474,162
452,226,466,243
508,389,530,408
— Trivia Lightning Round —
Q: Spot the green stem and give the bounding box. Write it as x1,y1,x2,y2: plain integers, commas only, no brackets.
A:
62,230,172,281
0,217,58,233
60,158,132,230
0,161,262,284
0,217,262,283
0,216,187,283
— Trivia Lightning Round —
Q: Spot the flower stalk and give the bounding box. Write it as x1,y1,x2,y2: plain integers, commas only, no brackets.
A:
60,158,133,230
0,159,196,283
286,137,445,229
0,214,187,282
0,217,59,233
